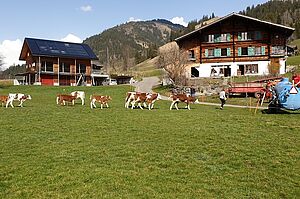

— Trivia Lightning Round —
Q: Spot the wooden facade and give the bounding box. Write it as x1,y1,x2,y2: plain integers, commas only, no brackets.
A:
175,13,294,78
19,38,98,86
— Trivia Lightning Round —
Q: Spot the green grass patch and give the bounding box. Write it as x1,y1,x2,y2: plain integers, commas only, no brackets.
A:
287,55,300,67
0,85,299,198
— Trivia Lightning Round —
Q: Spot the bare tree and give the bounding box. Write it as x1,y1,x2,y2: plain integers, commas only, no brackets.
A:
157,42,189,86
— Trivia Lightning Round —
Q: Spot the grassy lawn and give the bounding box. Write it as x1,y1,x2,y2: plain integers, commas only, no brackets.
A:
287,55,300,67
0,85,299,198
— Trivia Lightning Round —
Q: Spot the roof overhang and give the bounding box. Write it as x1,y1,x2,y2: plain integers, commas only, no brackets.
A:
175,12,295,42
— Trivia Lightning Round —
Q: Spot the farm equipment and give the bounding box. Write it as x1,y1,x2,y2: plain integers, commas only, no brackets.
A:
227,76,282,99
269,75,300,111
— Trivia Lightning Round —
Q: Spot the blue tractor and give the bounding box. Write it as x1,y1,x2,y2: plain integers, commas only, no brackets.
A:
269,77,300,111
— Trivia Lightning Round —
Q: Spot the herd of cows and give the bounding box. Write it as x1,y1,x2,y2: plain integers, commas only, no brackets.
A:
0,91,199,110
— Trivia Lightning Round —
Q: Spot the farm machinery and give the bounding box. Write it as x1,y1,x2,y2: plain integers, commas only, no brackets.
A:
268,75,300,111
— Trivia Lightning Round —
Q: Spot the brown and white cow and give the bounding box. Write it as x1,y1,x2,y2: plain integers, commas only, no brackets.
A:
56,94,77,106
169,93,199,110
90,95,112,109
0,95,8,107
146,93,162,110
6,93,32,108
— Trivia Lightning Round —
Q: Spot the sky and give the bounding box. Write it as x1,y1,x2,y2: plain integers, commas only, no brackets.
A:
0,0,268,69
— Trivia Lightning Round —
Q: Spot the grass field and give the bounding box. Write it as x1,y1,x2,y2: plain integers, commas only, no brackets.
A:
0,85,299,198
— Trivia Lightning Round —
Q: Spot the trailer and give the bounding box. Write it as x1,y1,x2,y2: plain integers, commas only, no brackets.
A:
226,76,283,98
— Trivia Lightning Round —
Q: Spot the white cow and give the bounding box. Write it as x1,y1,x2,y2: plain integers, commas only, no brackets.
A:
71,91,85,105
6,93,32,108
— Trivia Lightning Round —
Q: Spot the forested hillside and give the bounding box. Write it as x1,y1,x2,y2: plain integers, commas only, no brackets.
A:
240,0,300,39
83,20,184,72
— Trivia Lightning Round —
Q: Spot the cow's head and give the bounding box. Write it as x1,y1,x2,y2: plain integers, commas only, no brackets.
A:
157,93,162,100
27,95,32,100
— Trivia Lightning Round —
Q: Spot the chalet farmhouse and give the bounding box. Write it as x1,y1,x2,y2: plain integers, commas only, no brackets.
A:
19,38,107,86
175,13,295,78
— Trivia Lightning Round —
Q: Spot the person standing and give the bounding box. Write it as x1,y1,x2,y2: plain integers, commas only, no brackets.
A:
219,88,227,109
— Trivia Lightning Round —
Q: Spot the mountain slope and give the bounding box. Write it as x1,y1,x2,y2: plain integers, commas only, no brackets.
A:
83,19,184,71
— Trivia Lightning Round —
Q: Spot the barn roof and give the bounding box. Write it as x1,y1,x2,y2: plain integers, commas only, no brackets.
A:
19,38,98,60
175,12,295,42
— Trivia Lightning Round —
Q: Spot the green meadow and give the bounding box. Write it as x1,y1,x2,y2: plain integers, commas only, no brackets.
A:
0,85,299,198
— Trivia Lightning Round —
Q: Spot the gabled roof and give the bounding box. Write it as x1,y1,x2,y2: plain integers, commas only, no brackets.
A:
19,38,98,60
175,12,295,42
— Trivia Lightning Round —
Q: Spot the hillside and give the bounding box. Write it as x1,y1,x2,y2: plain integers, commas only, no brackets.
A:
240,0,300,40
83,19,184,72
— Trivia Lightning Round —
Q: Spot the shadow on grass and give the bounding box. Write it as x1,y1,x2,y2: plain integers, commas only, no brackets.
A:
261,108,300,114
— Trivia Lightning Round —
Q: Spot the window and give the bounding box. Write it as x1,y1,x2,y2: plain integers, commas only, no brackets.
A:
221,48,227,57
207,49,214,57
207,33,231,43
238,32,255,41
41,61,53,72
59,62,70,73
241,47,248,56
188,50,196,60
191,67,199,77
255,47,261,55
271,46,285,55
76,63,86,74
208,35,214,43
245,64,258,74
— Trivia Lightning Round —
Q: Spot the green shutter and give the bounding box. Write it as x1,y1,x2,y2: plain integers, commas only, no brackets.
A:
214,49,221,57
227,33,231,42
248,47,255,56
261,46,266,55
205,49,208,57
238,33,242,41
227,48,231,56
238,47,242,56
255,31,262,40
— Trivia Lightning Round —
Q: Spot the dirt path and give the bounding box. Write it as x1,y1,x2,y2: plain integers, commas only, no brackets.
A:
133,76,160,93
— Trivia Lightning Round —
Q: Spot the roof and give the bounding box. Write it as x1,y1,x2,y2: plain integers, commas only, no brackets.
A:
175,12,295,42
20,38,98,60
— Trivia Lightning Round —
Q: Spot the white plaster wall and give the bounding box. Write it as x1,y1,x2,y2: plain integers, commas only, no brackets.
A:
192,60,275,77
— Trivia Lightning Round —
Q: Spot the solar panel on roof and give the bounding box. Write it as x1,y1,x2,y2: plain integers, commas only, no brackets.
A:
25,38,98,60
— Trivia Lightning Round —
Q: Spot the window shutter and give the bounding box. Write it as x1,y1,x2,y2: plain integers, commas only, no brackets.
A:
227,48,231,56
255,31,262,40
227,33,231,42
214,49,221,57
261,46,266,55
205,49,208,57
238,33,242,41
238,47,242,56
248,47,255,56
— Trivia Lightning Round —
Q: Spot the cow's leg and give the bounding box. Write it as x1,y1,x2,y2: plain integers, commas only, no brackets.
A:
187,103,191,110
106,103,109,108
56,97,59,105
148,103,152,110
143,102,147,108
131,100,136,109
138,102,143,110
170,101,175,110
81,97,85,105
100,103,103,109
72,100,75,106
19,100,24,107
175,102,179,110
6,99,12,108
90,100,94,109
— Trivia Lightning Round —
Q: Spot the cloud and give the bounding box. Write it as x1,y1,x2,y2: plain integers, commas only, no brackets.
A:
170,17,188,27
0,34,82,71
80,5,92,12
60,34,82,43
128,17,142,22
0,39,25,70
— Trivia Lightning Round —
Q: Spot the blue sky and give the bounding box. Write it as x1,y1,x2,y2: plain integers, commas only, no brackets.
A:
0,0,268,68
